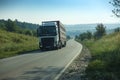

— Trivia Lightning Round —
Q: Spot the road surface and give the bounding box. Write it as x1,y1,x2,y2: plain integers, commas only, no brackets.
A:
0,39,82,80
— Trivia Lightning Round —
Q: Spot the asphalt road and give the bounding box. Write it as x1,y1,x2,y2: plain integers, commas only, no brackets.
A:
0,39,82,80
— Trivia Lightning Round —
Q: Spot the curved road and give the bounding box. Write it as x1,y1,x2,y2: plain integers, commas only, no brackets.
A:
0,39,82,80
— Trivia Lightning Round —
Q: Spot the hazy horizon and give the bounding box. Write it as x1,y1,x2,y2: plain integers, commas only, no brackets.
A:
0,0,120,24
0,18,119,25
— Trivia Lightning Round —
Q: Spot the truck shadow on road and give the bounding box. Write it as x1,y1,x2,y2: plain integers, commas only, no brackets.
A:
18,48,58,55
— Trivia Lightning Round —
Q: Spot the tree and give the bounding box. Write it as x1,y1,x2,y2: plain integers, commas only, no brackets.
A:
79,33,87,41
110,0,120,17
114,27,120,32
0,22,6,30
67,35,71,40
32,30,37,36
78,31,93,41
75,35,79,39
86,31,93,39
5,19,19,32
94,24,106,39
24,30,33,36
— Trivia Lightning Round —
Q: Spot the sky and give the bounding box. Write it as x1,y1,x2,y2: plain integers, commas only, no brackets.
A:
0,0,119,24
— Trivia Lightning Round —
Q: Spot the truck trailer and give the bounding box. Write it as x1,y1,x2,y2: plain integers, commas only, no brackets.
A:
37,21,66,50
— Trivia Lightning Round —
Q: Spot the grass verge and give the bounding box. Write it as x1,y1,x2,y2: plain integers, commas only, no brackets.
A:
0,30,39,59
78,32,120,80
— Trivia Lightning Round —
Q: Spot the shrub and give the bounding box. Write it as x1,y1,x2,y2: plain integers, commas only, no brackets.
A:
81,32,120,80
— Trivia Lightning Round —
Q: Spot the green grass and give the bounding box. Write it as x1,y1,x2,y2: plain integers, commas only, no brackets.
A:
0,30,39,59
78,32,120,80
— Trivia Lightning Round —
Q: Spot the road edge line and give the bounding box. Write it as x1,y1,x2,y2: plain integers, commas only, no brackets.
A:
54,42,83,80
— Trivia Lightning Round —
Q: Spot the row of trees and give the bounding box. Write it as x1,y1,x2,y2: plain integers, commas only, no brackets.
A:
75,24,106,41
76,23,120,41
0,19,38,36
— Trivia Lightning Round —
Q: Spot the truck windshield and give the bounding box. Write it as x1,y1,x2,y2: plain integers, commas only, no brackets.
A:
39,26,57,36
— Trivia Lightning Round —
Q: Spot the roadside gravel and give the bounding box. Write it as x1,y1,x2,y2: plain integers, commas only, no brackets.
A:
58,46,91,80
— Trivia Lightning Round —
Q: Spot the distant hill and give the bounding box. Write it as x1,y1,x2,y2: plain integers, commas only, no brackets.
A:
0,19,119,37
65,24,120,37
0,19,39,30
0,19,40,36
15,20,39,30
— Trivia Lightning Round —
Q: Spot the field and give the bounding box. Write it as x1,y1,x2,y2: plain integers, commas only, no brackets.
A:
0,30,39,59
78,32,120,80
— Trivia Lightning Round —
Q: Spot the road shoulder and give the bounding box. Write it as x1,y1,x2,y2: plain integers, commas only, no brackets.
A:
58,46,91,80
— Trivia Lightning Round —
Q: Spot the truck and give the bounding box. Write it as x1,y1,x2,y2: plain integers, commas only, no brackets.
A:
37,21,66,50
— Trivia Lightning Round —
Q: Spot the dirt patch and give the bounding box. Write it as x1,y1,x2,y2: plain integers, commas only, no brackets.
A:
58,46,91,80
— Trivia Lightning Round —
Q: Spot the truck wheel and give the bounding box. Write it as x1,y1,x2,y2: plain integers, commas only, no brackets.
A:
58,42,61,49
55,44,59,50
59,42,62,49
64,41,66,47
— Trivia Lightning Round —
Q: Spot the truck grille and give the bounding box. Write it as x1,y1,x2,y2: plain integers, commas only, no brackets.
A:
41,38,54,48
